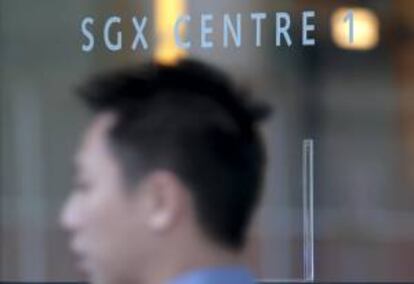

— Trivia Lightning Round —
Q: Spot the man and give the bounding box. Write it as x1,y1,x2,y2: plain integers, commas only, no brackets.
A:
60,59,269,284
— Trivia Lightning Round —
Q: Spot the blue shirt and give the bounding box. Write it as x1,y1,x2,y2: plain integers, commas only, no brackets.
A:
167,265,256,284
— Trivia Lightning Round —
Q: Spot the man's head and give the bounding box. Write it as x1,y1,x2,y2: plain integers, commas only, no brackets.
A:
60,59,269,283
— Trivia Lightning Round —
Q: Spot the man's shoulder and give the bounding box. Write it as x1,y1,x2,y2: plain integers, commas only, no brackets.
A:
167,265,256,284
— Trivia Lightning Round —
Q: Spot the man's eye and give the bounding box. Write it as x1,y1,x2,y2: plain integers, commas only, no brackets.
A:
74,181,91,192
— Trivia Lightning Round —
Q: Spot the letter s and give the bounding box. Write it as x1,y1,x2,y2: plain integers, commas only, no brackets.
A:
81,17,94,52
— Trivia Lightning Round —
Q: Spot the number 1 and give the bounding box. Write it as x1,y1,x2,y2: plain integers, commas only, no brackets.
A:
344,10,354,44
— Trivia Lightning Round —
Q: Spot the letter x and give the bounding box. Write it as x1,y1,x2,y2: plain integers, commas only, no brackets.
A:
132,16,148,50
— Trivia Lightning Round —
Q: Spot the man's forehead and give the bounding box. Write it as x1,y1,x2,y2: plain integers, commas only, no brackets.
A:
76,112,117,163
89,112,117,138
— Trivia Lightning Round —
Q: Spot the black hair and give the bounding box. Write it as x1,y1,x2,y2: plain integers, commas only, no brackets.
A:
77,59,270,250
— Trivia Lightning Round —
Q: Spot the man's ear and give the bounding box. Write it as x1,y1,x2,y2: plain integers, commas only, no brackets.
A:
142,170,189,233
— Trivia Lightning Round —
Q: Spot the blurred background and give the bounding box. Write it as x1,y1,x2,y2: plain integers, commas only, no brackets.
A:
1,0,414,282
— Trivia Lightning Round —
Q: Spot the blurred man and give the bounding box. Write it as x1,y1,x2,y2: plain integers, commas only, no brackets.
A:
60,59,269,284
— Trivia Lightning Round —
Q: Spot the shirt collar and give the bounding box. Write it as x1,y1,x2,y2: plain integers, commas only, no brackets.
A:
167,265,255,284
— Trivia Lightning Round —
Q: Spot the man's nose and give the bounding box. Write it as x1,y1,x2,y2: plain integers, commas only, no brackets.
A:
60,195,80,232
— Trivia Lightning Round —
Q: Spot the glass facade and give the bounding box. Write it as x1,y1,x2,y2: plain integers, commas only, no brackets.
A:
1,0,414,282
